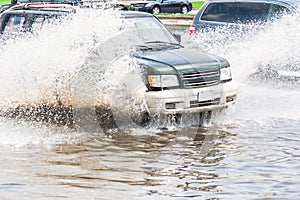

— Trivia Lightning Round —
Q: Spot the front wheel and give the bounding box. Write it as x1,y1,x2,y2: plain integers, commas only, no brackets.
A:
152,6,161,15
181,5,188,14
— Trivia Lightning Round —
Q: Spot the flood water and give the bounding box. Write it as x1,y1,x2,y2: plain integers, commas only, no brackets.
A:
0,9,299,199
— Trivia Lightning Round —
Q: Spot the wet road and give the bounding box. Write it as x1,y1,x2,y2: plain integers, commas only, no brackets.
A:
0,83,299,199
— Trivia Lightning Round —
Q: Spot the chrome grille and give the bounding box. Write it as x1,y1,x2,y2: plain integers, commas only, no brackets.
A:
182,69,220,88
190,98,220,108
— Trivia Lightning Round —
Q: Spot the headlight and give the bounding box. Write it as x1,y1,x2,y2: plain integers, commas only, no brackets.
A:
148,75,179,88
220,67,232,82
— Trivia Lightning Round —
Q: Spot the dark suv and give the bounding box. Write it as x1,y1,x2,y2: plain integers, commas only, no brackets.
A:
0,4,237,125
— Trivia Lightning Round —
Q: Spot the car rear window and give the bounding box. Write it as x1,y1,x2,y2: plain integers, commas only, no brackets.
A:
201,2,288,23
3,14,26,34
31,15,59,33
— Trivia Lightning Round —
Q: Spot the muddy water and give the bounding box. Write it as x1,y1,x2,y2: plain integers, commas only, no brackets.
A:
0,85,299,199
0,9,300,200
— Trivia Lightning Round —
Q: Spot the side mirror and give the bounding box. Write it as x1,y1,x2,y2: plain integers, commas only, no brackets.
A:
173,33,181,43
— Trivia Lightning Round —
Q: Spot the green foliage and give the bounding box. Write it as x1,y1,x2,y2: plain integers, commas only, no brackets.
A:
0,0,10,5
192,1,204,9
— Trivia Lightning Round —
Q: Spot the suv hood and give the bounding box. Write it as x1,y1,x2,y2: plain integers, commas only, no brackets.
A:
135,48,224,72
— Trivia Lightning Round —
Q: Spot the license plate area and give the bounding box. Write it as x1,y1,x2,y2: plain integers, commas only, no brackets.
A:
197,90,213,102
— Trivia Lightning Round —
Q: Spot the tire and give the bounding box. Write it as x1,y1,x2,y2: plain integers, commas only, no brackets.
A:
199,111,212,126
181,5,188,14
152,6,160,15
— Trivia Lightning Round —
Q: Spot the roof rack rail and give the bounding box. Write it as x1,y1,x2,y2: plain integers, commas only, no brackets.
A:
6,2,77,12
10,0,83,6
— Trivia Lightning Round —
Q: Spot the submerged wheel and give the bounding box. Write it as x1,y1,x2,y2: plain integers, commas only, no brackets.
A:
199,111,212,126
181,5,188,14
152,6,161,15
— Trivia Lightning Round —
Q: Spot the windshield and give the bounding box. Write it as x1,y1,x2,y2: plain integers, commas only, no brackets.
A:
124,16,178,44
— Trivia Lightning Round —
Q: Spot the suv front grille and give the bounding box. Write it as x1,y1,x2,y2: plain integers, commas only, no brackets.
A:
190,98,220,108
182,69,220,88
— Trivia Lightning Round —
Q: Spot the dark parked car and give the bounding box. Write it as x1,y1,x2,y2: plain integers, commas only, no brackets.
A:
130,0,192,14
0,4,237,125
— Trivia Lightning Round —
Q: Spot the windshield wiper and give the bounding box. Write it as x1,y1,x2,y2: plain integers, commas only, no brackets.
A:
135,41,182,51
145,41,183,48
135,44,153,51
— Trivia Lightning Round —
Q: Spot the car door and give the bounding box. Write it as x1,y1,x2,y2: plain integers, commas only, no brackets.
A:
160,0,174,13
168,0,182,13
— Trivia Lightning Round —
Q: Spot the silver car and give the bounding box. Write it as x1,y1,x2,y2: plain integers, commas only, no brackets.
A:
190,0,296,35
189,0,300,82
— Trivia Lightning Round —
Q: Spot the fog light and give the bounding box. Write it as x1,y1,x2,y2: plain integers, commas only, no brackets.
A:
226,95,236,102
166,103,176,109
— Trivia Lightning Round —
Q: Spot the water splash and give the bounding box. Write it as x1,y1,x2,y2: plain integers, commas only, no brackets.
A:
0,8,213,130
0,9,123,109
0,6,299,145
0,117,80,146
184,10,300,124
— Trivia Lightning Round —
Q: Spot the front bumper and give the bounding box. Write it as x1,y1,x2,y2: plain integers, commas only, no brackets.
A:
144,81,237,115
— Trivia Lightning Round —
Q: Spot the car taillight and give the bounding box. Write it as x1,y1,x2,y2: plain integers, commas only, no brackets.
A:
189,25,196,35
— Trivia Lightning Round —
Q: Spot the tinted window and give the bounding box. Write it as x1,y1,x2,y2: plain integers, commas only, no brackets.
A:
201,2,288,23
3,14,26,34
201,3,238,23
269,4,289,18
235,3,270,23
31,15,59,33
31,16,45,32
